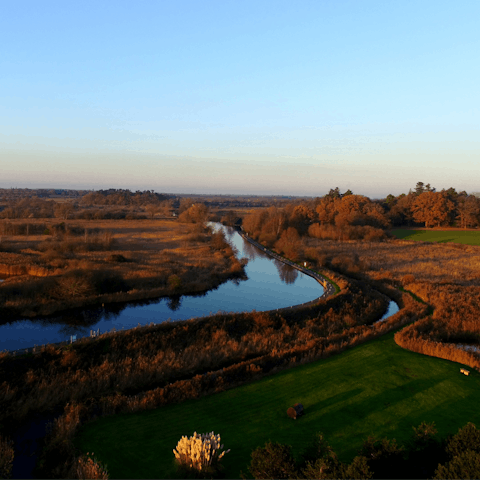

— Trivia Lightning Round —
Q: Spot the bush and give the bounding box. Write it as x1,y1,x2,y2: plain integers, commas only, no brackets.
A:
434,450,480,479
168,274,182,292
249,442,297,479
70,453,109,479
173,431,230,478
0,435,14,479
54,269,127,298
401,274,416,286
446,422,480,458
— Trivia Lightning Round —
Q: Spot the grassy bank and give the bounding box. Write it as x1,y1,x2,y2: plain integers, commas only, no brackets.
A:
391,228,480,245
75,331,480,478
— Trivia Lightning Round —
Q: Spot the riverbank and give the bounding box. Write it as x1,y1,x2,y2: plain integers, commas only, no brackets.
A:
0,219,247,323
2,227,422,479
237,227,337,299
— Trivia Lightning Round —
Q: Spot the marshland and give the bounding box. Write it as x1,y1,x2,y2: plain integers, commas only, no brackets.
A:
2,185,480,479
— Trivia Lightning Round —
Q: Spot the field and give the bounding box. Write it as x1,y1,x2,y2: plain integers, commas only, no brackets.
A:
303,234,480,286
391,228,480,245
75,332,480,479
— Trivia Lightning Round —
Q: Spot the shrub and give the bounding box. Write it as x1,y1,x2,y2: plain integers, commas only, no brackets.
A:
53,269,127,298
401,274,416,286
0,435,14,479
434,450,480,479
173,431,230,478
446,422,480,458
249,442,297,479
70,453,109,479
168,274,182,292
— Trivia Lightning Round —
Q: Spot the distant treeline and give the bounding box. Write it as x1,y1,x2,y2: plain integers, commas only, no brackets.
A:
242,182,480,254
79,189,169,206
0,190,174,220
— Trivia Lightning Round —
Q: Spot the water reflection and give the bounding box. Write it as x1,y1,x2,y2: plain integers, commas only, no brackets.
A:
241,239,272,261
274,258,299,284
166,295,182,311
1,223,324,351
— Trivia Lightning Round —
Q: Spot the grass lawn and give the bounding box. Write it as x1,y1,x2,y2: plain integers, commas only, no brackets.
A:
75,332,480,478
391,228,480,245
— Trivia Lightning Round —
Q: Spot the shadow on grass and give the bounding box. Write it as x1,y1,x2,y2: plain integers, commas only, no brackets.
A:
321,374,448,429
390,229,417,239
300,387,364,417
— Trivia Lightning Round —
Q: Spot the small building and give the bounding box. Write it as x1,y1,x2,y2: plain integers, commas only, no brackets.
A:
461,368,470,376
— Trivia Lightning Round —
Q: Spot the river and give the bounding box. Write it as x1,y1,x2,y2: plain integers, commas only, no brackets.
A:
8,224,400,479
1,224,324,352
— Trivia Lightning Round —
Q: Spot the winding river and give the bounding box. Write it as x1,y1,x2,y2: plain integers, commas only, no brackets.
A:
8,223,400,479
1,224,324,352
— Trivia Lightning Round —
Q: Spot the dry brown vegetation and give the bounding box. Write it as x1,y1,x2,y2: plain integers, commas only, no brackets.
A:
3,188,480,477
0,218,245,320
302,237,480,285
281,235,480,376
240,195,480,387
297,236,480,371
0,268,426,477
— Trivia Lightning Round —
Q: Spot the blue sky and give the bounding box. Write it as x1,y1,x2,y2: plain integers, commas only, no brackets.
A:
1,0,479,198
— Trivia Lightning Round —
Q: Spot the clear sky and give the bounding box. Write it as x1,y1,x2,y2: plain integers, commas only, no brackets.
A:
1,0,479,198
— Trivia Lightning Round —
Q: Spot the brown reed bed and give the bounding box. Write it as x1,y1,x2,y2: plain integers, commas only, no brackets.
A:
0,219,245,321
299,236,480,376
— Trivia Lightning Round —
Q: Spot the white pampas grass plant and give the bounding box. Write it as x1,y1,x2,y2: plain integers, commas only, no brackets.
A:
173,431,230,473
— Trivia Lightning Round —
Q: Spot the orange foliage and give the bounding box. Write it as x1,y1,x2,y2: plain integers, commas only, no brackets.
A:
411,192,455,228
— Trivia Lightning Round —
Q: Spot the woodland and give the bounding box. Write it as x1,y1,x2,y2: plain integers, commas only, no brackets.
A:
1,183,480,478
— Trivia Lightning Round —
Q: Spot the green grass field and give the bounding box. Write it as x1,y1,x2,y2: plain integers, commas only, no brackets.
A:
391,228,480,245
75,333,480,478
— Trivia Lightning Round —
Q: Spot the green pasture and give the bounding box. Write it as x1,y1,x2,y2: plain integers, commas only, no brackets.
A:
75,333,480,478
391,228,480,245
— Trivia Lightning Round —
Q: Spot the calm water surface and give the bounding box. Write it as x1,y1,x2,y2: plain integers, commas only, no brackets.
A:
0,224,323,351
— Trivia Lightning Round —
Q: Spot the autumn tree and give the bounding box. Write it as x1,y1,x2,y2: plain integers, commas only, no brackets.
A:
178,203,209,224
334,195,389,228
288,204,317,235
275,226,302,260
315,196,337,225
243,206,288,247
55,202,75,220
242,209,269,239
456,195,480,228
388,193,416,226
411,191,454,228
262,206,288,239
144,204,158,219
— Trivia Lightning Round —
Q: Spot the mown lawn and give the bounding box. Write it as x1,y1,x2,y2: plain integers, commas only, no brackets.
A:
75,333,480,478
391,228,480,245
